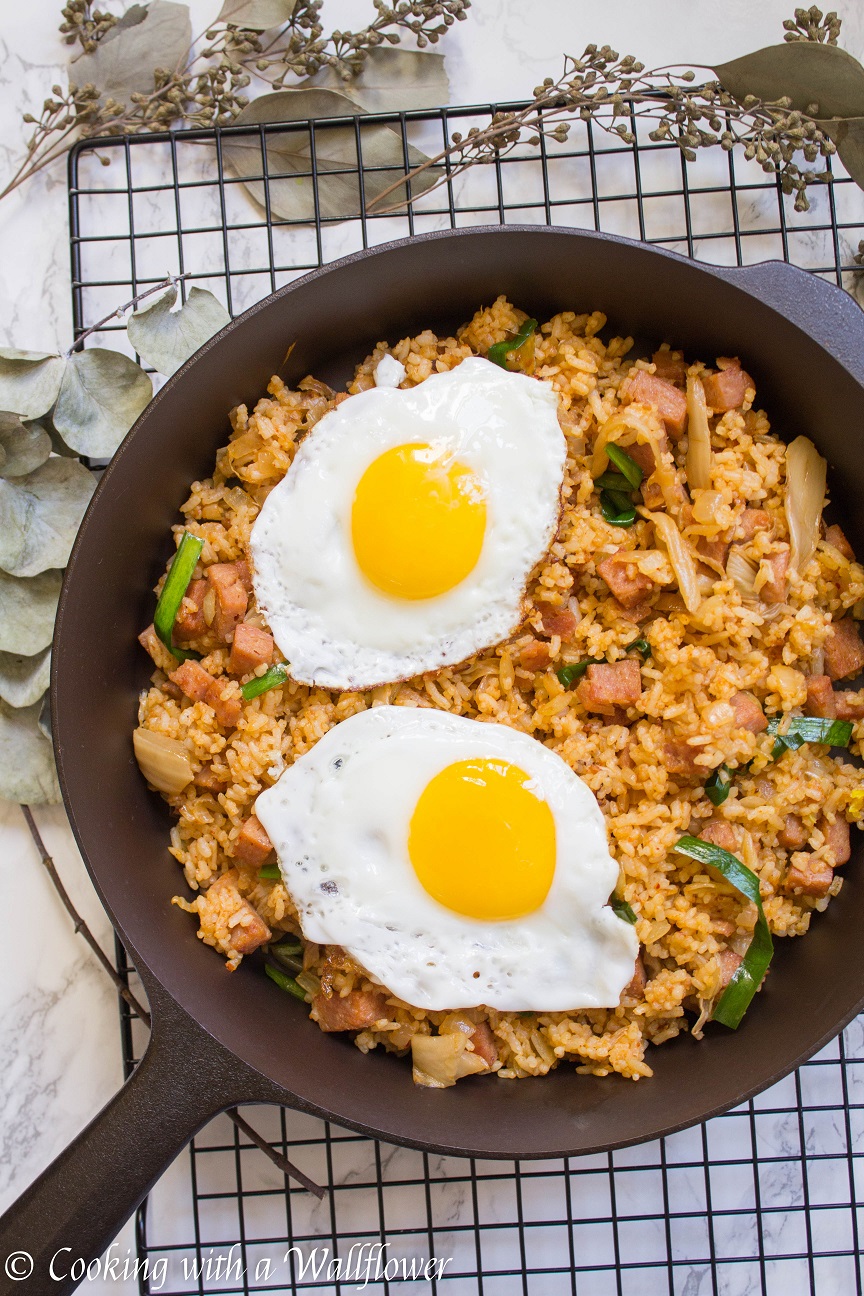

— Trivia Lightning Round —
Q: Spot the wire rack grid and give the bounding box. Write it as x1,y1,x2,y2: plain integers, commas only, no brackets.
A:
68,101,864,1296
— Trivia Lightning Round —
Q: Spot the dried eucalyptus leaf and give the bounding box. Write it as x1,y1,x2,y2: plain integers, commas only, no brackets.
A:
0,414,52,478
127,285,231,376
99,1,148,42
0,647,51,709
216,0,296,28
224,88,440,221
0,569,62,654
299,47,449,115
37,693,52,742
0,350,65,420
0,697,60,805
817,115,864,188
74,0,192,107
54,348,153,458
714,42,864,118
0,459,96,578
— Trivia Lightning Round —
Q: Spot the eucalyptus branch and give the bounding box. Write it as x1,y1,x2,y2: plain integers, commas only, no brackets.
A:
67,271,191,354
20,803,325,1199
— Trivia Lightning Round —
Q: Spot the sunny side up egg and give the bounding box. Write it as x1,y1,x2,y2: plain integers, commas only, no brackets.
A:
254,707,639,1012
249,357,566,689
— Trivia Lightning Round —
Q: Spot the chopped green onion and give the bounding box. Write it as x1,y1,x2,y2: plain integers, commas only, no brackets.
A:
270,936,302,972
265,963,307,1000
154,531,204,662
271,935,302,956
625,638,651,659
705,764,732,806
241,664,289,700
674,834,773,1029
600,490,636,527
609,893,638,924
487,318,538,368
606,443,644,488
594,471,634,493
557,659,602,688
767,715,853,760
259,861,281,879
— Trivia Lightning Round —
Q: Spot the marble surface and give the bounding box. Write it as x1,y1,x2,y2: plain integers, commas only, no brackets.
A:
2,2,864,1292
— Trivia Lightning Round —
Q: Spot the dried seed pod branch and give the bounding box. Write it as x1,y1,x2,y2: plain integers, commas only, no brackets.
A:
2,0,471,202
367,37,839,216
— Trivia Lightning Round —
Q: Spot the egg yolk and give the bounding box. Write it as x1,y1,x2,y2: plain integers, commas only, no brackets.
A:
408,758,556,921
351,442,486,600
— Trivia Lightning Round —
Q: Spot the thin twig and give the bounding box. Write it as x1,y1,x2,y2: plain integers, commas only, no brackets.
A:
20,804,325,1198
229,1110,326,1199
21,805,151,1025
66,272,191,355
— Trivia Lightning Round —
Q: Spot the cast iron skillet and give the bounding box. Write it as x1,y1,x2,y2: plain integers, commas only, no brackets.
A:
3,226,864,1290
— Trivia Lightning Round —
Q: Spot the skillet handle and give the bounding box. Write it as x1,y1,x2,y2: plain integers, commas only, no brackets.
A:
715,260,864,386
0,983,283,1295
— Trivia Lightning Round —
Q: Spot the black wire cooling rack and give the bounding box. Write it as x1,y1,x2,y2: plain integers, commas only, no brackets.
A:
68,101,864,1295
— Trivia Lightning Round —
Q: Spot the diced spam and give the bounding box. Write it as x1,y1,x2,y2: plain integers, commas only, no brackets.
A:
539,603,578,639
626,370,688,438
736,509,771,541
702,359,753,412
206,563,248,642
169,659,242,728
234,814,274,867
577,660,642,714
597,551,656,609
312,989,389,1032
469,1021,498,1067
759,547,789,605
824,618,864,681
825,524,855,561
778,814,809,850
806,674,837,719
173,578,208,643
820,815,851,865
785,858,833,898
229,622,274,676
730,691,767,733
651,349,687,386
699,820,741,853
519,640,552,672
836,690,864,720
664,738,703,781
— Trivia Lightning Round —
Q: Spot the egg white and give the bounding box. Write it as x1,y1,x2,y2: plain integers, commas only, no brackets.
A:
254,707,638,1012
249,357,566,689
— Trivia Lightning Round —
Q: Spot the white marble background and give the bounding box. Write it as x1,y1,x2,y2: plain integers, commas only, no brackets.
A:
3,2,864,1292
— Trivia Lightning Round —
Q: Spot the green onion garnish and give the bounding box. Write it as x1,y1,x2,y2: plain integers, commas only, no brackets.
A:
594,471,634,492
154,531,204,661
270,936,302,972
609,893,638,923
557,659,602,687
625,638,651,659
605,443,644,488
271,935,302,957
487,318,538,368
265,963,307,1000
705,764,732,806
600,490,636,527
259,861,281,879
674,834,773,1029
767,715,853,760
241,664,289,700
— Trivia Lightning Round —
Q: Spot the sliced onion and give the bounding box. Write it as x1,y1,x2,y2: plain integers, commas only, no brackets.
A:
785,436,827,570
411,1033,487,1088
133,727,193,794
685,375,712,490
727,549,758,598
643,510,702,612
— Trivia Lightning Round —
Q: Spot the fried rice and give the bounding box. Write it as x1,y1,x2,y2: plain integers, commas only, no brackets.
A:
135,296,864,1085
